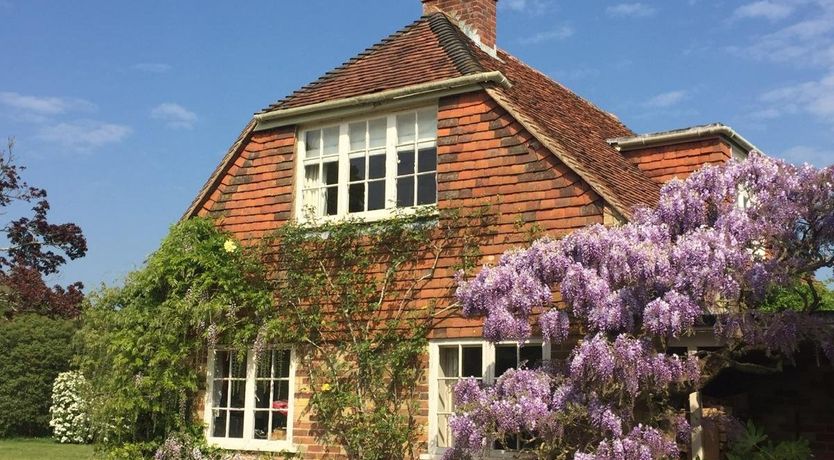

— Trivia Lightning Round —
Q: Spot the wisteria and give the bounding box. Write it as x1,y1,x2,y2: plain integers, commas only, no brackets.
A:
449,154,834,459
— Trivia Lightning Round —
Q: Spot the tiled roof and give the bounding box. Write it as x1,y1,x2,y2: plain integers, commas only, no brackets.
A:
261,14,481,112
471,47,661,217
191,12,660,219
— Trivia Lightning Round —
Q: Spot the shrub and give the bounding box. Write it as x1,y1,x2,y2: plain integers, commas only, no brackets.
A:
0,313,76,437
726,420,812,460
49,370,92,443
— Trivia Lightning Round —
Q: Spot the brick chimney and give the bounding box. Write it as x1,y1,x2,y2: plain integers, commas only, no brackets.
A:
422,0,498,54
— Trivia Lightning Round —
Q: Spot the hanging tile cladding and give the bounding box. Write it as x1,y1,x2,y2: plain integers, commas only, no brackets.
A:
198,126,296,240
622,138,733,184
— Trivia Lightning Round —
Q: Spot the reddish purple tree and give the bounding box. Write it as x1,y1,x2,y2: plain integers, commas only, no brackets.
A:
0,139,87,319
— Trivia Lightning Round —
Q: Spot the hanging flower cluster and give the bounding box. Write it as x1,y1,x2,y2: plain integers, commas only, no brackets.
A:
448,154,834,459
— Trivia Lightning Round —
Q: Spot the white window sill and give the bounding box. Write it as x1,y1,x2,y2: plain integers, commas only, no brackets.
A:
207,437,298,454
297,204,439,226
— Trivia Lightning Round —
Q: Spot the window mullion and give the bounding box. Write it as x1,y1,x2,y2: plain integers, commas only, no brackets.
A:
243,351,256,441
338,123,349,217
385,114,397,209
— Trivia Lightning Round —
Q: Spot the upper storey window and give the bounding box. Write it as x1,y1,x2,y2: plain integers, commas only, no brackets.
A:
298,108,437,221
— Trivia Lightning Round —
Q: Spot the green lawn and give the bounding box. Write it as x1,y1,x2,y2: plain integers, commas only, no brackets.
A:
0,438,94,460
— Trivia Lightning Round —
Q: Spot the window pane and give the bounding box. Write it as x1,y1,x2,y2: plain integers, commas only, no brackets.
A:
397,113,416,144
305,164,320,187
520,345,543,369
495,345,517,378
213,410,227,437
276,380,290,401
349,122,366,151
230,380,246,408
325,186,338,216
439,347,459,378
368,180,385,211
368,154,386,180
276,350,290,378
228,411,245,438
417,174,437,205
271,412,288,440
397,177,415,208
305,130,321,158
461,347,483,378
417,108,437,140
255,380,271,409
418,146,437,173
397,149,415,176
212,380,228,408
254,411,269,440
230,353,245,378
324,161,339,185
350,157,365,182
349,183,365,213
302,189,322,215
256,352,271,379
369,118,386,148
322,126,339,156
214,351,230,378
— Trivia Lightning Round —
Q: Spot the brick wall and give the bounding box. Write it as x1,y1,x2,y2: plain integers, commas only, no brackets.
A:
621,137,733,184
197,90,607,458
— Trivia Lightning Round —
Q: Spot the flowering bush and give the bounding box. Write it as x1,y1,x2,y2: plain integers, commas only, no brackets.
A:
449,154,834,459
49,370,92,444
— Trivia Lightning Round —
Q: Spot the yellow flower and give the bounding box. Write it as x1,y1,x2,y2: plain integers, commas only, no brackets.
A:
223,240,238,253
321,383,332,392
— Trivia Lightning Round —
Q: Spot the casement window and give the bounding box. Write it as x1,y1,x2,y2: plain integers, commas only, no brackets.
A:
205,348,296,452
297,107,438,221
428,340,550,454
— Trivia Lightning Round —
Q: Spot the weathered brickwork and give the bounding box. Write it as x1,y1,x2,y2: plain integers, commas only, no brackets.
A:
622,138,733,184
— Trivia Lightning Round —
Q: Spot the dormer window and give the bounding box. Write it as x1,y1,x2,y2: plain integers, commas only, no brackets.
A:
297,107,438,221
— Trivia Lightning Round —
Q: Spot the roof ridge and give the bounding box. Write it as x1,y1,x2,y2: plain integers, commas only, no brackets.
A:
260,17,431,114
426,12,485,75
496,50,634,136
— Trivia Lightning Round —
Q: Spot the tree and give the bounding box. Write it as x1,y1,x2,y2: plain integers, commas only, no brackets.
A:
0,139,87,319
447,153,834,459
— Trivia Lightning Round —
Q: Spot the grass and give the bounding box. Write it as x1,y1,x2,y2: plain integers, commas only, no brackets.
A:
0,438,94,460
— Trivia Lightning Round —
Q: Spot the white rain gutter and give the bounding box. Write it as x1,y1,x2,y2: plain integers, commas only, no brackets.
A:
607,123,760,155
253,71,511,131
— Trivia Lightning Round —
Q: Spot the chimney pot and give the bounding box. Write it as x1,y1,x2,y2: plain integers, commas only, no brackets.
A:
422,0,498,52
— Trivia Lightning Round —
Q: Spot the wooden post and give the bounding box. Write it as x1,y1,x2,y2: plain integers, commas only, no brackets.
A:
689,347,704,460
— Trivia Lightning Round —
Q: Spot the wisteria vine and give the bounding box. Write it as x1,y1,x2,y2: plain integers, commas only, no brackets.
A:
447,153,834,459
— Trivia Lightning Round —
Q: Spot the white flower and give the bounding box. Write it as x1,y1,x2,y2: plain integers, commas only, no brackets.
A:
223,239,238,253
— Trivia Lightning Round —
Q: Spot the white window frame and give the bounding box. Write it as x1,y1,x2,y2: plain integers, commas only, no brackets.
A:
295,106,439,223
204,348,297,453
426,339,551,458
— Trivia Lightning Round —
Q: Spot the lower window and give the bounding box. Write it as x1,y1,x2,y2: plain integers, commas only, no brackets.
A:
206,348,295,451
430,340,549,452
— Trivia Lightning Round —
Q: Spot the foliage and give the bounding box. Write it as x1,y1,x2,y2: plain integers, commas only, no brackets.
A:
760,278,834,312
76,218,273,458
254,207,492,460
448,154,834,459
0,139,86,319
0,313,77,437
49,371,93,444
78,204,494,459
725,421,812,460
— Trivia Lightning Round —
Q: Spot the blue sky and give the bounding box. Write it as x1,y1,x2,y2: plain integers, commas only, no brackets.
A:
1,0,832,289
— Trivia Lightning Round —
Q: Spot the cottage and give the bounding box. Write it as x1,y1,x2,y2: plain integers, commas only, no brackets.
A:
185,1,769,458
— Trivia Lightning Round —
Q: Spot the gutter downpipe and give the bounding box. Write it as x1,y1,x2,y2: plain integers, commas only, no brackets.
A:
253,71,511,130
